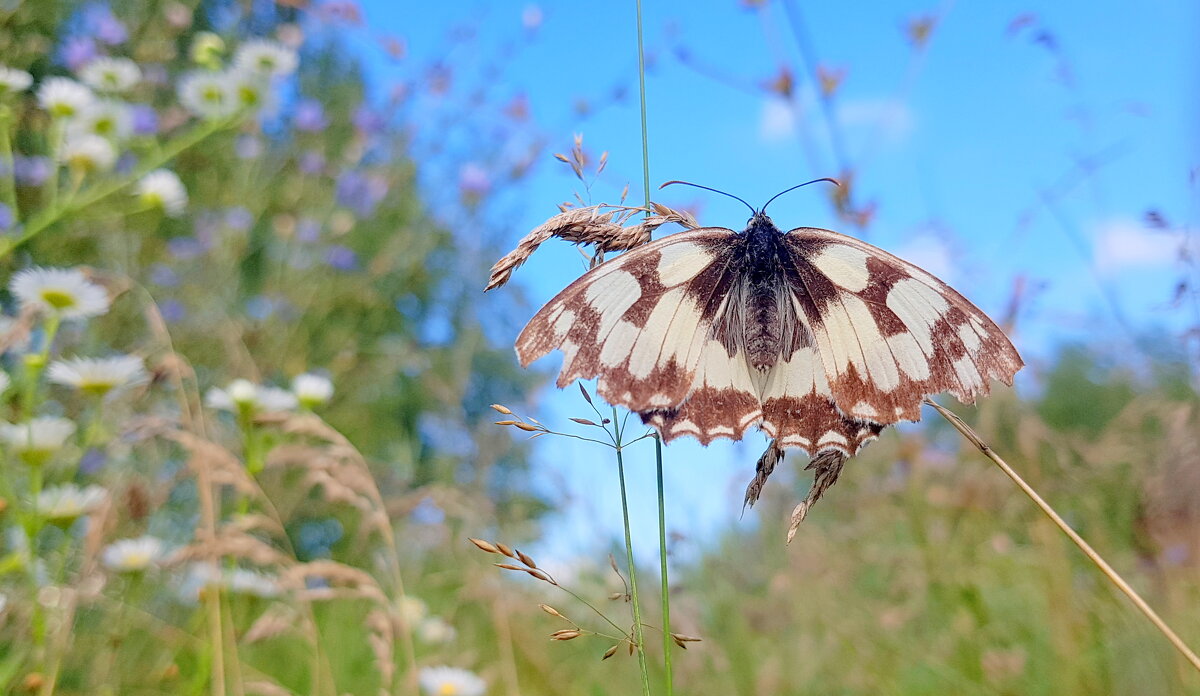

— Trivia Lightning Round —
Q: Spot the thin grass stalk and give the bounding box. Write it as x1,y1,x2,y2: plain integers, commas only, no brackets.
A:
614,408,652,696
634,1,674,692
924,398,1200,672
654,436,673,694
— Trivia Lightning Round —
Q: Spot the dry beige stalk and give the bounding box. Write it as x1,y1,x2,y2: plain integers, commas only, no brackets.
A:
484,202,694,291
366,608,396,689
243,604,298,644
170,529,293,568
243,680,294,696
281,560,388,603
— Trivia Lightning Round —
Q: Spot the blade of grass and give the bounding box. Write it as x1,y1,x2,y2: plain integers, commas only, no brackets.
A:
614,408,652,696
924,397,1200,673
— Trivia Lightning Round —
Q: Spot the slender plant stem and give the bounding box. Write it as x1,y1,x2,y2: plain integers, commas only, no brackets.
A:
614,408,652,696
654,435,673,695
0,106,17,217
2,117,232,261
924,398,1200,673
635,0,652,210
635,3,673,692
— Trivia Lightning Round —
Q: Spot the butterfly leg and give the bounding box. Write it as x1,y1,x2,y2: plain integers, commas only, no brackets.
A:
742,439,785,513
785,450,847,543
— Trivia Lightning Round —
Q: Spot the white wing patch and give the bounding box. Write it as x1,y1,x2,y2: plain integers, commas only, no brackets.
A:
809,244,870,292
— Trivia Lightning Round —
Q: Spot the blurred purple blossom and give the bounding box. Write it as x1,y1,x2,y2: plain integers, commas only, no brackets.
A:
458,162,491,197
335,171,388,217
299,150,325,175
86,4,129,45
149,264,179,287
293,99,328,132
131,105,159,135
115,153,136,175
167,237,205,260
236,135,263,159
225,206,254,231
141,63,169,87
79,448,107,475
410,497,446,525
159,298,186,322
352,105,385,135
0,204,12,232
14,156,51,187
296,217,321,242
60,36,97,71
324,245,358,271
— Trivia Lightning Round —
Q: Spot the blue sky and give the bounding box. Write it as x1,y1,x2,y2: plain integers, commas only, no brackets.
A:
350,1,1198,562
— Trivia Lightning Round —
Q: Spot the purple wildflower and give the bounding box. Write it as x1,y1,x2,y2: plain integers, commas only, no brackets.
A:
296,217,321,242
335,170,388,217
167,237,205,260
224,206,254,231
0,204,12,232
149,264,178,287
324,245,358,271
458,162,491,197
13,156,51,187
298,150,325,175
352,104,384,134
130,104,159,135
293,99,328,132
60,36,98,72
87,5,129,45
159,298,186,322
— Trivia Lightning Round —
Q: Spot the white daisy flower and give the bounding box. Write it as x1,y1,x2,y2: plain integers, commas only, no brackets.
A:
60,134,117,173
226,568,280,597
136,169,188,216
68,99,133,141
36,77,95,118
78,57,141,93
9,267,110,319
417,616,457,644
0,66,33,96
204,378,258,412
102,535,165,573
0,592,7,614
177,71,237,119
292,373,333,408
226,70,274,114
0,371,10,394
256,386,298,412
1,417,76,466
233,39,297,78
418,666,486,696
68,98,133,142
47,355,147,397
37,483,107,526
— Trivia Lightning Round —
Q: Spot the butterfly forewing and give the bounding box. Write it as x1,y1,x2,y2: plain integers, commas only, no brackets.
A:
515,227,743,413
780,227,1023,426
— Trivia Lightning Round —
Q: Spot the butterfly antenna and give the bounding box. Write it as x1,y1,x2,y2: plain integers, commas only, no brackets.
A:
660,180,757,216
760,177,840,214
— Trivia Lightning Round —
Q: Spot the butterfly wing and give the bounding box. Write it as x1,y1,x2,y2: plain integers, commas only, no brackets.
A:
769,227,1023,431
516,227,753,416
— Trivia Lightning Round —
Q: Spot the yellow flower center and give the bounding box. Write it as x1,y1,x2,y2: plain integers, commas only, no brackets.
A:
238,86,260,106
437,684,458,696
94,117,115,135
39,288,77,310
79,380,117,397
202,86,224,104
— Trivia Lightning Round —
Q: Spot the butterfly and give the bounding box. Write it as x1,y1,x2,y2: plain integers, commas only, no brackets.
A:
501,183,1023,522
